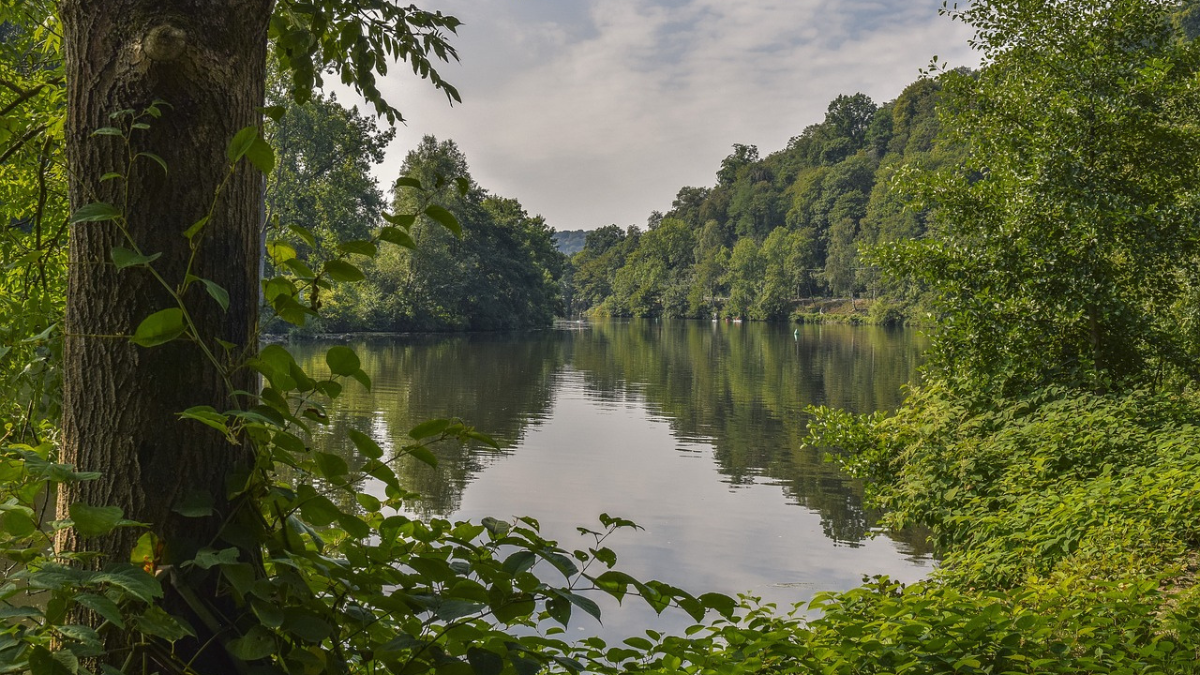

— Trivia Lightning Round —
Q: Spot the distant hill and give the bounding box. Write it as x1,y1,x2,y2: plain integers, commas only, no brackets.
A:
552,229,588,255
566,76,963,320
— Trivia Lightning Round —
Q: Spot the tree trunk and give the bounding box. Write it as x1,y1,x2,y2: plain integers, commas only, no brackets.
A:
57,0,272,667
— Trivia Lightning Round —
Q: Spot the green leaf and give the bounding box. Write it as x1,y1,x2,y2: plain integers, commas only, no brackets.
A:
404,444,438,468
259,105,286,122
246,136,275,174
425,204,462,236
227,126,258,164
55,624,101,646
511,655,541,675
71,202,121,223
325,346,360,376
75,590,123,629
282,613,333,643
28,646,74,675
69,503,124,537
251,597,284,628
467,647,505,675
394,176,422,190
313,452,349,480
191,276,230,312
111,247,162,270
0,605,42,620
435,599,485,622
282,258,317,280
288,223,317,248
183,216,209,240
178,406,229,436
561,593,600,619
323,259,365,282
351,369,372,391
409,418,451,440
348,429,383,459
91,126,124,137
228,626,277,662
502,550,537,575
699,592,737,617
267,240,297,263
298,496,341,528
137,152,168,174
382,212,416,228
93,565,162,602
1,508,37,537
100,172,122,182
130,308,187,347
379,226,417,249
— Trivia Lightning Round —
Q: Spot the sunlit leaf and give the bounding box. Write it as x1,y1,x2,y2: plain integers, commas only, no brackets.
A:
130,308,186,347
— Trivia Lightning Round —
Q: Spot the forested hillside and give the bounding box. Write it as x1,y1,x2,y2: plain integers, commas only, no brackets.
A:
569,78,964,320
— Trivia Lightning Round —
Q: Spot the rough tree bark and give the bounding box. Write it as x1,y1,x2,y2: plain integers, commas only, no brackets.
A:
57,0,273,666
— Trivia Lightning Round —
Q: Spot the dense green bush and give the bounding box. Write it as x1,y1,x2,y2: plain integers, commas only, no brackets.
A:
811,387,1200,588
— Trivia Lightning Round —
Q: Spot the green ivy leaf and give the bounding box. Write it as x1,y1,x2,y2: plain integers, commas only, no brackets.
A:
111,247,162,270
424,204,461,236
71,202,121,223
325,345,360,376
183,216,209,240
467,647,505,675
288,223,317,248
267,240,297,263
228,626,277,662
382,212,417,229
348,429,383,459
227,126,258,164
191,276,230,312
313,452,349,480
323,259,365,282
246,136,275,174
259,105,287,122
130,308,186,347
409,418,451,440
404,444,438,468
93,565,163,602
76,594,125,629
379,226,417,249
68,503,124,537
137,152,168,174
1,509,37,537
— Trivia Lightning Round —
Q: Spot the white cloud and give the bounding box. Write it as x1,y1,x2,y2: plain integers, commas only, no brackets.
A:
346,0,976,231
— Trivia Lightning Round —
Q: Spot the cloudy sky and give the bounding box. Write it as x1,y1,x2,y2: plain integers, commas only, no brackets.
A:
344,0,976,232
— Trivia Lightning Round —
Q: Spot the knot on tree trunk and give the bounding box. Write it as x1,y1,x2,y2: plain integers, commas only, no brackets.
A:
143,24,188,62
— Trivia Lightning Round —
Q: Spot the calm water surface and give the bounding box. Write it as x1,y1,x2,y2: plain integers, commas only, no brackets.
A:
290,319,932,639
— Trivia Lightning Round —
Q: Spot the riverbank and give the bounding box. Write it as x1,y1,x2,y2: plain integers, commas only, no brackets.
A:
596,386,1200,673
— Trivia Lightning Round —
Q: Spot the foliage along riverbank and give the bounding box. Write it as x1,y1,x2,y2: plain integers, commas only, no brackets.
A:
5,0,1200,672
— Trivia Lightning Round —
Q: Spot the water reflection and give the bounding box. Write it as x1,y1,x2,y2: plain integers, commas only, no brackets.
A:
290,320,933,635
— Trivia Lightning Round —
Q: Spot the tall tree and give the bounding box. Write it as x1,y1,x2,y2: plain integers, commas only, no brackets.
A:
883,0,1200,394
49,0,461,666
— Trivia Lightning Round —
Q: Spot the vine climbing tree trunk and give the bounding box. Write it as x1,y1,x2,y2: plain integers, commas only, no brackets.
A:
57,0,272,666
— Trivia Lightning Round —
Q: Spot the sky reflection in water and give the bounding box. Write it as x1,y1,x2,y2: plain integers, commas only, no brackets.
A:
294,320,932,639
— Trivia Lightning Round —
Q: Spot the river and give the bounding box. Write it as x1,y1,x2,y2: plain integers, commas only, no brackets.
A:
290,319,932,639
